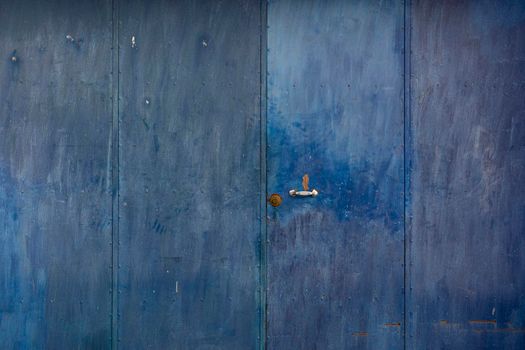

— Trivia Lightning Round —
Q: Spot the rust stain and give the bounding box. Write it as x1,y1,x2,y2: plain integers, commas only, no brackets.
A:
438,320,462,328
469,319,497,325
473,328,525,334
384,322,401,327
302,174,309,191
352,332,368,337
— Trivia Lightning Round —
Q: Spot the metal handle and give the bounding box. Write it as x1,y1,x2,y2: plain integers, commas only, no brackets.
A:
289,189,319,197
289,174,319,197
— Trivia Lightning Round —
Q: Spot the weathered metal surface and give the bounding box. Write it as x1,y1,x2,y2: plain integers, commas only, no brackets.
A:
0,0,113,348
2,1,525,349
266,1,405,349
408,1,525,349
117,0,262,348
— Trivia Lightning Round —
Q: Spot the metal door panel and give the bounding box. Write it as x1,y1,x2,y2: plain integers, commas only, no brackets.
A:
408,1,525,348
117,1,262,348
0,0,113,348
266,1,405,349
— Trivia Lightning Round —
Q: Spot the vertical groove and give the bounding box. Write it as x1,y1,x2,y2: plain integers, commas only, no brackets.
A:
403,0,412,349
259,0,268,349
110,0,120,348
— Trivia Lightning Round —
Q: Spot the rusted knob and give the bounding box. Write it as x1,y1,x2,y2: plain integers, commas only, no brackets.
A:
268,193,282,207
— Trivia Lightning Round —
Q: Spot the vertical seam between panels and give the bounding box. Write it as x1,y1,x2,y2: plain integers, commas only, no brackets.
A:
111,0,120,348
403,0,412,349
259,1,268,349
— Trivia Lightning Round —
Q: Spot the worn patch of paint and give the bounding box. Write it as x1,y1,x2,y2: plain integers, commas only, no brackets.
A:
352,332,368,337
469,319,497,325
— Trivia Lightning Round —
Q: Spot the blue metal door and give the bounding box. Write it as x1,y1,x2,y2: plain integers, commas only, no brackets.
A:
2,0,525,349
266,1,405,349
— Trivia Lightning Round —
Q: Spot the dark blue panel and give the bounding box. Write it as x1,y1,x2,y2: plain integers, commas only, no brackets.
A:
117,0,262,348
0,0,113,348
408,1,525,349
266,1,405,349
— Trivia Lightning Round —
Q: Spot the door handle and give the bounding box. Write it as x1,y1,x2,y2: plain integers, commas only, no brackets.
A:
289,174,319,197
289,189,319,197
